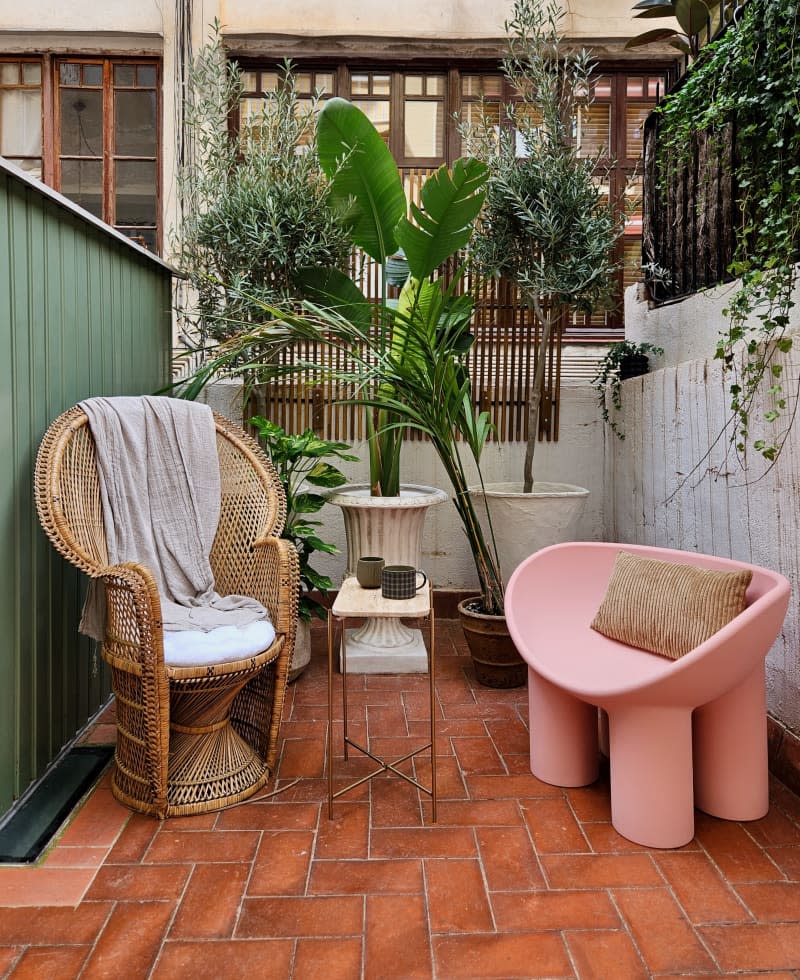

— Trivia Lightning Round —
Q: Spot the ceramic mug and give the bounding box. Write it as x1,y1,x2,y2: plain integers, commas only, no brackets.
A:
381,565,427,600
356,556,384,589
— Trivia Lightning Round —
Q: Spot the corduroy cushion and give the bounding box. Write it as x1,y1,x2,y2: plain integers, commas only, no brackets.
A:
590,551,753,659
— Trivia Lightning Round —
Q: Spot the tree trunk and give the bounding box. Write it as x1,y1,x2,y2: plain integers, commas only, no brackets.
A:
523,297,557,494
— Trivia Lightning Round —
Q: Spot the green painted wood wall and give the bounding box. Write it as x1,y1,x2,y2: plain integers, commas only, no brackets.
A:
0,160,172,817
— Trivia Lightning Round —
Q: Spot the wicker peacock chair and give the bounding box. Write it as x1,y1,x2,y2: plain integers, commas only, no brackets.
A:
34,404,300,818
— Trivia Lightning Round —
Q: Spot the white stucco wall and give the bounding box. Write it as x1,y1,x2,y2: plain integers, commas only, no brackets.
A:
611,284,800,731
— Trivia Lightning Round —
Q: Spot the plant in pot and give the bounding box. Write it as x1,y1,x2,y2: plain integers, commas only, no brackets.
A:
591,340,664,440
249,417,358,680
460,0,626,585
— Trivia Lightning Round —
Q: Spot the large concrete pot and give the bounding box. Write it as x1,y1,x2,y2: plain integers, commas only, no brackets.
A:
470,482,590,585
326,483,448,672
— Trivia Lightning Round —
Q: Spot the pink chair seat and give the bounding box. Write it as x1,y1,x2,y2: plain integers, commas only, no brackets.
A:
505,543,790,848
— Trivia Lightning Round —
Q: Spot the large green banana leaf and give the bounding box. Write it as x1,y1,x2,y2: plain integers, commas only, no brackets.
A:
316,97,406,264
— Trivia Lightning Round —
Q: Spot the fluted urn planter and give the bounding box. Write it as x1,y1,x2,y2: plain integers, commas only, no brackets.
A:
326,483,448,672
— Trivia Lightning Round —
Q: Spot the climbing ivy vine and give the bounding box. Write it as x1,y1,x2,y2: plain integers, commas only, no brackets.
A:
655,0,800,462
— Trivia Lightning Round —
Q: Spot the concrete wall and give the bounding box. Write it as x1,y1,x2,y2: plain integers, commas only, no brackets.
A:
202,380,606,593
611,284,800,731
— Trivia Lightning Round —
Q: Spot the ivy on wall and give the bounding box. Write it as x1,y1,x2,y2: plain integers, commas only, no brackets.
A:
655,0,800,462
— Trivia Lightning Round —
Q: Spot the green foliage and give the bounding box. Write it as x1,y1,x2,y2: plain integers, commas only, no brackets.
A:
300,97,488,497
626,0,723,58
591,341,664,439
248,418,358,621
654,0,800,462
173,23,350,343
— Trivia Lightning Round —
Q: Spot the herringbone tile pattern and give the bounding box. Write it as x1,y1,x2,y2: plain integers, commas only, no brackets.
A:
1,620,799,978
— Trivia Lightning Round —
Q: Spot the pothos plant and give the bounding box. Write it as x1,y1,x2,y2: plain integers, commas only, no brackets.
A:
249,418,358,621
652,0,800,463
592,341,664,439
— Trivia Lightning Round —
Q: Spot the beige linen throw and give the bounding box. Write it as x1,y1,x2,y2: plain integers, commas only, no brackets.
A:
79,395,269,639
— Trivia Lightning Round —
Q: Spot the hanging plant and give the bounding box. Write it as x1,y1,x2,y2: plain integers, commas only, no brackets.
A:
654,0,800,462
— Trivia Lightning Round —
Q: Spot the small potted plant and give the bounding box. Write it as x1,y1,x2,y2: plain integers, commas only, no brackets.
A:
249,417,358,680
591,340,664,439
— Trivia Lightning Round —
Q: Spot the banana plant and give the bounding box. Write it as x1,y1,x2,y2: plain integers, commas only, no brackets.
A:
297,97,488,497
625,0,723,57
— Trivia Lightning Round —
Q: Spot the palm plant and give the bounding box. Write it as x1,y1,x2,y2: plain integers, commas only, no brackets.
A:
625,1,724,58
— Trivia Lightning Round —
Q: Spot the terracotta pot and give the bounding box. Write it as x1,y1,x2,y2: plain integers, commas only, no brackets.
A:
457,597,526,689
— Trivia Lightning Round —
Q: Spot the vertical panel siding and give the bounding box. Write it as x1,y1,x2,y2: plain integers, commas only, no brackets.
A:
0,164,172,816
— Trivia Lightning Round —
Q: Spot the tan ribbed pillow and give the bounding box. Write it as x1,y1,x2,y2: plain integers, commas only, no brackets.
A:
590,551,752,659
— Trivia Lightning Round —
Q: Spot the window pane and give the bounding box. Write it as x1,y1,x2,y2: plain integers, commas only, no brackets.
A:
351,73,369,96
623,238,642,291
60,158,103,217
315,72,334,94
462,74,502,98
261,71,279,92
7,157,42,179
626,76,644,98
240,97,264,125
648,77,662,98
60,63,81,86
22,63,41,85
115,90,156,155
120,227,157,250
241,71,258,92
594,76,612,98
1,63,19,85
404,100,443,158
405,75,423,96
60,89,103,156
427,75,445,96
296,72,312,94
115,159,157,224
83,65,103,87
114,65,135,87
626,103,653,157
0,89,42,156
576,103,610,157
137,65,157,87
373,74,390,96
351,99,389,143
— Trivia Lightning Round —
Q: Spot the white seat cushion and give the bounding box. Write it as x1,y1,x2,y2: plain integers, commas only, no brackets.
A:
163,619,276,668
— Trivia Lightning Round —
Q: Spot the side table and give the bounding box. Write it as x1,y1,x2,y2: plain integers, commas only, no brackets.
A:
327,577,436,821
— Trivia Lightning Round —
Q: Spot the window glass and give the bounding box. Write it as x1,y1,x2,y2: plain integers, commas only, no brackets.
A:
351,74,369,96
114,65,134,86
315,72,334,94
60,63,81,86
404,100,443,157
22,63,41,85
372,74,391,96
427,75,445,96
296,72,312,94
626,103,653,158
351,99,390,143
83,65,103,87
405,75,423,96
241,71,258,91
1,63,19,85
576,103,610,158
0,89,42,156
60,159,103,216
594,76,612,98
626,76,644,98
115,159,157,224
60,89,103,156
115,90,157,156
137,65,157,87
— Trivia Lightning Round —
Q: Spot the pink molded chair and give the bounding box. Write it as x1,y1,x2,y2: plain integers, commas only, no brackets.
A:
505,543,791,848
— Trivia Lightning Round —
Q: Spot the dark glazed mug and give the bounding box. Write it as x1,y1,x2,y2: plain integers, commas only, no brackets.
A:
356,556,384,589
381,565,427,599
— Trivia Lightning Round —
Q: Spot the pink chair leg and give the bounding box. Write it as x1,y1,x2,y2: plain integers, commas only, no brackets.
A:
528,668,598,787
608,704,695,848
693,665,769,821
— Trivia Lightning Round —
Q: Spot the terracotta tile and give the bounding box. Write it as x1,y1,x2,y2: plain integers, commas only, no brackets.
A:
0,867,97,907
746,806,800,846
293,938,363,980
694,816,784,882
475,826,545,891
152,939,294,979
367,703,409,736
315,803,369,860
564,781,613,822
0,947,21,974
369,776,425,829
371,826,478,859
614,887,715,974
765,845,800,880
309,858,422,895
86,863,190,901
162,813,218,831
81,901,173,978
170,862,249,939
43,845,112,868
492,889,619,932
580,822,661,853
700,923,800,972
237,896,363,938
425,859,493,933
707,974,797,980
566,929,649,979
248,830,315,895
0,904,112,945
465,773,560,800
104,813,159,863
541,853,661,889
521,798,590,853
279,737,325,778
8,945,90,978
144,829,259,863
433,933,572,979
655,850,750,924
417,753,468,800
484,718,530,757
364,893,432,979
437,800,523,827
80,724,117,745
215,801,320,831
451,737,505,775
55,788,128,847
735,882,800,922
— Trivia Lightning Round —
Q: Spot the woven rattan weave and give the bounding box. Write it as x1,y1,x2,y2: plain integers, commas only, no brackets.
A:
34,405,299,818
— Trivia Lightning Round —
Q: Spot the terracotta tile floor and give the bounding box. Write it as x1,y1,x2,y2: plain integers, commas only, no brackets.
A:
2,620,800,979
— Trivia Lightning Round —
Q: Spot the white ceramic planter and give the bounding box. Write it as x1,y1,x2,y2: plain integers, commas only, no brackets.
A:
326,483,448,672
470,481,590,586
